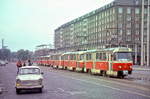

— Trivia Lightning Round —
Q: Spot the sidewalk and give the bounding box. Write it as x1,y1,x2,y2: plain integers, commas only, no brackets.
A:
133,65,150,71
127,65,150,86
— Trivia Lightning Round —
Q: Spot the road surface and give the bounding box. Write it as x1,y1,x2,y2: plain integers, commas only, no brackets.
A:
0,63,150,99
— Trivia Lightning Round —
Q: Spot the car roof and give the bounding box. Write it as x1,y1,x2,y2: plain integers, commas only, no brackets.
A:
20,66,40,69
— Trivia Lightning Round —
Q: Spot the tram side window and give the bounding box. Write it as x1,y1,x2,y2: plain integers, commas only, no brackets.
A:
64,55,68,60
70,55,76,60
70,55,73,60
54,56,56,60
67,55,69,60
103,53,106,60
74,55,76,60
80,54,84,60
96,53,99,60
86,54,92,60
57,55,60,60
96,53,102,60
96,53,106,60
52,56,54,60
61,56,64,60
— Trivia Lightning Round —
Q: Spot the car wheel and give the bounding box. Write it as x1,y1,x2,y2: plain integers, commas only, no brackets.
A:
16,89,21,94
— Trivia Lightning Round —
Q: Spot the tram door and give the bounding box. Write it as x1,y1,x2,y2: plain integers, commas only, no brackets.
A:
108,53,112,71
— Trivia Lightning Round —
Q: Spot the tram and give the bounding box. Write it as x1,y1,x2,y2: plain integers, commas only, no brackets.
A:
34,47,133,78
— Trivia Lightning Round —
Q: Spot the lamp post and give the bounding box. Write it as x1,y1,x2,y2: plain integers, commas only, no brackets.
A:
147,0,150,66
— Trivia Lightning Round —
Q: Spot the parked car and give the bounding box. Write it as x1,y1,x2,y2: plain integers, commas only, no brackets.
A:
15,66,44,94
0,60,6,66
5,60,8,64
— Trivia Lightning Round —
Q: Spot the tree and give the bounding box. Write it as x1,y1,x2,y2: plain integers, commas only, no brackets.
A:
0,48,11,60
16,49,32,61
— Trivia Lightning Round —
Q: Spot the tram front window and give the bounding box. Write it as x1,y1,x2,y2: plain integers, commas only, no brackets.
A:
113,52,132,61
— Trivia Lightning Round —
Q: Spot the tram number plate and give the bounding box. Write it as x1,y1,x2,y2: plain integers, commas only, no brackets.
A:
123,71,128,75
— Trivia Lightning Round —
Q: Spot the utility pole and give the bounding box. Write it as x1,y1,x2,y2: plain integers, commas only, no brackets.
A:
147,0,150,66
141,0,144,66
2,39,4,49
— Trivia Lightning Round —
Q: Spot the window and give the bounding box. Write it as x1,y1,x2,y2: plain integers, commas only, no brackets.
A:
119,29,123,35
80,54,84,60
96,53,102,60
126,23,131,28
86,53,92,60
135,8,140,14
126,29,131,35
73,55,76,60
127,8,131,14
135,0,139,5
103,53,106,60
144,0,148,5
126,36,131,41
113,8,115,14
127,15,131,21
118,8,123,13
19,68,40,75
96,53,106,60
144,8,148,14
114,52,132,61
135,24,139,28
118,23,123,28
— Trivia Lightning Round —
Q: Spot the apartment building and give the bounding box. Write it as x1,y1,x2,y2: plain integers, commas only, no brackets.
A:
54,0,150,66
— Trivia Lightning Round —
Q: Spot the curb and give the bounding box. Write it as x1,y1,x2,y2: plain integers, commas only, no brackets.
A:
133,68,150,71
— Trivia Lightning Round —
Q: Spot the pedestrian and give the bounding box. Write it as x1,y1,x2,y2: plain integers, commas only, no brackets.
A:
23,61,26,66
16,60,22,73
28,60,32,66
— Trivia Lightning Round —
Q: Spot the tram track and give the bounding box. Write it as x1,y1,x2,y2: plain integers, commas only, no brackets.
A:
40,66,150,93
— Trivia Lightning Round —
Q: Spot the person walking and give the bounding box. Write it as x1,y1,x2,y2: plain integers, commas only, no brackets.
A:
28,60,32,66
23,61,26,66
16,60,22,73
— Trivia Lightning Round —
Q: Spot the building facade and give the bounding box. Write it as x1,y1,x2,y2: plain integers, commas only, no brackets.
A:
54,0,150,66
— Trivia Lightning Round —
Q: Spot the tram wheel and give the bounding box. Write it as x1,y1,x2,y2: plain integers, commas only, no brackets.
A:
102,71,107,77
87,69,91,74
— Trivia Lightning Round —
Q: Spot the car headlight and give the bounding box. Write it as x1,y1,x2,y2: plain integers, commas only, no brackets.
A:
16,79,21,86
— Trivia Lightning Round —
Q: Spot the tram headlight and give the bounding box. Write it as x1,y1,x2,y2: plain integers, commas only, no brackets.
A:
118,66,122,69
130,66,132,69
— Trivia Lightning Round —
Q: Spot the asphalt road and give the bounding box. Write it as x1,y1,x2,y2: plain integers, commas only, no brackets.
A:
0,63,150,99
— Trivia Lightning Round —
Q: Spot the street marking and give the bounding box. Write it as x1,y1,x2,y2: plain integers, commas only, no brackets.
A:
91,77,150,92
48,68,150,92
67,91,86,95
41,67,150,98
57,88,86,95
56,73,150,98
58,88,65,92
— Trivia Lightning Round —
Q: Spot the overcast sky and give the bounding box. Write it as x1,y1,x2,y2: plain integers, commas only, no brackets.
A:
0,0,114,52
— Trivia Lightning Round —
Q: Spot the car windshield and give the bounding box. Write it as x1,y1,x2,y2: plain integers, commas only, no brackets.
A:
19,68,40,75
113,52,132,61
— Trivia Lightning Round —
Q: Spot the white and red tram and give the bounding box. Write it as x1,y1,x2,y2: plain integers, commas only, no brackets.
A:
34,47,133,78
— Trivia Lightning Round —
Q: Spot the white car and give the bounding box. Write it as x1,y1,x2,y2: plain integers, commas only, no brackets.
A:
0,60,6,66
15,66,44,94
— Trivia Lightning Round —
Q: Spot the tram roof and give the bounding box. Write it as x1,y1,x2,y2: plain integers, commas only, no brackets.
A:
62,49,97,55
61,47,132,55
100,47,132,52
